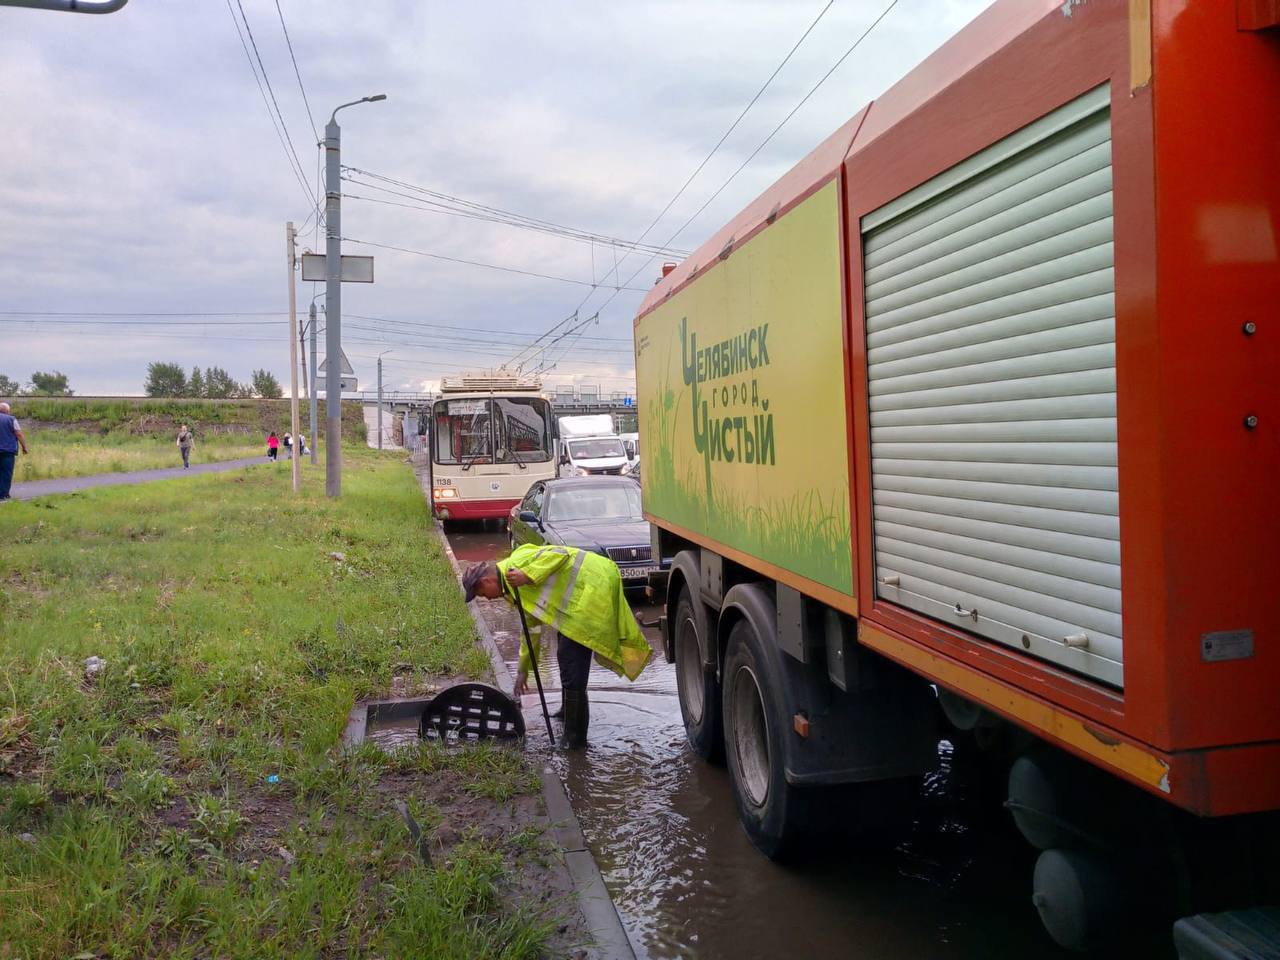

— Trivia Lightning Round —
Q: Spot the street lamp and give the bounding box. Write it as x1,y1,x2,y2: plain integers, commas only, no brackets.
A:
324,93,386,497
377,349,392,450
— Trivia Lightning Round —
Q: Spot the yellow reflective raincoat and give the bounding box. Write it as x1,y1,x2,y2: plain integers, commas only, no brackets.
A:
499,543,651,681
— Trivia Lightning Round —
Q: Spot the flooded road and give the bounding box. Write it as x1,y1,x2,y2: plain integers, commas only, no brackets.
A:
447,523,1076,959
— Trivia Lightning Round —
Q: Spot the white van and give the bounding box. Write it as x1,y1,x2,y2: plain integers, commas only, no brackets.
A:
557,414,633,478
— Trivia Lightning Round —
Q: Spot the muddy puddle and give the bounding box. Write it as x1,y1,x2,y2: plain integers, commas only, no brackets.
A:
449,523,1074,959
366,716,422,751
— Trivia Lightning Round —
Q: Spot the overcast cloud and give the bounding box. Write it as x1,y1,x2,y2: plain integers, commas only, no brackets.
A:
1,0,988,395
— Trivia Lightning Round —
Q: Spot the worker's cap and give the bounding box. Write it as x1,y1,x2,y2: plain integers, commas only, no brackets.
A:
461,562,493,602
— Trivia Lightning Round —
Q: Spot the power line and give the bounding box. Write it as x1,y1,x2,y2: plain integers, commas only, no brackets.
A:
273,0,318,142
224,0,315,210
342,237,652,291
0,310,634,343
342,187,686,259
662,0,901,249
234,0,313,199
552,0,904,342
341,168,690,258
0,311,283,318
345,314,630,343
344,319,632,358
502,0,837,373
556,0,836,320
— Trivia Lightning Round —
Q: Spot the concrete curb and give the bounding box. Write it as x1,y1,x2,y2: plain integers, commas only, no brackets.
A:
432,520,636,960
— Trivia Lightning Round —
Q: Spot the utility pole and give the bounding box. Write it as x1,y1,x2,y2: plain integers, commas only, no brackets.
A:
324,93,386,497
286,222,301,494
377,349,392,450
309,302,319,466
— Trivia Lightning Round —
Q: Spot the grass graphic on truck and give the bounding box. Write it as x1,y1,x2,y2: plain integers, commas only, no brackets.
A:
636,181,852,597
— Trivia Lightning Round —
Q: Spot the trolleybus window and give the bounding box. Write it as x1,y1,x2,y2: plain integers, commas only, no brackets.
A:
433,397,552,465
493,397,552,464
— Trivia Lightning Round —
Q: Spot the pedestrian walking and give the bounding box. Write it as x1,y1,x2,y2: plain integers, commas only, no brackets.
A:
298,433,308,455
176,423,194,469
0,402,29,501
283,432,293,459
463,543,652,748
267,431,279,461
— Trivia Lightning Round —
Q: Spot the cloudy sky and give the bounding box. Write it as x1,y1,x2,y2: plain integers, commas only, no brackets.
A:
1,0,988,395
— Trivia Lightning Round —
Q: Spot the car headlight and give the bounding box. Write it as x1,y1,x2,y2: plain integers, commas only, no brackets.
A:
574,467,590,477
620,461,633,475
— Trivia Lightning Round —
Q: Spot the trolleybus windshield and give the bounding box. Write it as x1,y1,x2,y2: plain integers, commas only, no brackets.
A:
433,397,553,466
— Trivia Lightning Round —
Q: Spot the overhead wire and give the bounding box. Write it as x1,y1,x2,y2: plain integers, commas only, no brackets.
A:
341,237,652,291
341,169,690,258
538,0,904,359
659,0,901,249
224,0,316,211
273,0,319,142
233,0,315,204
506,0,837,372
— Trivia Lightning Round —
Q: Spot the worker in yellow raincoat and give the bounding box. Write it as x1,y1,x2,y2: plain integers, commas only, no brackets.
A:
463,543,651,748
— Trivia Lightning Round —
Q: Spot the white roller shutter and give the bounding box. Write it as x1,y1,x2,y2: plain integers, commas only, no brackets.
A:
861,85,1122,687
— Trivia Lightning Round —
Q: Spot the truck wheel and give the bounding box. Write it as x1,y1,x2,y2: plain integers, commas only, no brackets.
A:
673,590,722,762
722,618,809,859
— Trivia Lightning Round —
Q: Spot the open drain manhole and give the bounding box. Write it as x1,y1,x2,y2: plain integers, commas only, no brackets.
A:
344,684,526,751
419,683,525,743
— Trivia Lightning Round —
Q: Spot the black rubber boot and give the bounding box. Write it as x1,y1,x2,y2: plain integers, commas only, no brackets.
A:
559,689,589,750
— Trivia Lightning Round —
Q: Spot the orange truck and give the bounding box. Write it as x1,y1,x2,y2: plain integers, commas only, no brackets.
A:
634,1,1280,951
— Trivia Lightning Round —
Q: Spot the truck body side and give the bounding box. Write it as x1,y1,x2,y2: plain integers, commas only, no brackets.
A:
635,0,1280,947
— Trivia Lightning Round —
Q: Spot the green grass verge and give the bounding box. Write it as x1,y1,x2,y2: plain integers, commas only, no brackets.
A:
10,398,367,481
0,448,555,959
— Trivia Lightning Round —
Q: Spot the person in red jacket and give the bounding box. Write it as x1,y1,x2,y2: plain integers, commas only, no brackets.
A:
267,431,279,461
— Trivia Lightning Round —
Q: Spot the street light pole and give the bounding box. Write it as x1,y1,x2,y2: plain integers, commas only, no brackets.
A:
323,93,386,497
377,349,392,450
309,301,319,466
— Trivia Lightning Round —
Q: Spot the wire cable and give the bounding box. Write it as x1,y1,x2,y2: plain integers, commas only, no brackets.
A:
661,0,900,248
341,238,652,291
559,0,835,312
538,0,903,353
234,0,314,203
223,0,315,209
341,169,690,258
273,0,318,142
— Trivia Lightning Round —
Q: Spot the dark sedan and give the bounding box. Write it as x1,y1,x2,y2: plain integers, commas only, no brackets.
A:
507,477,668,589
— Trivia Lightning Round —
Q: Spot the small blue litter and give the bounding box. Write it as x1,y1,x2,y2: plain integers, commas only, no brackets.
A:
266,774,280,784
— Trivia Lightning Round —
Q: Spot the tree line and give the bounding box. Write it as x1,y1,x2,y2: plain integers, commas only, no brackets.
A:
0,366,283,399
145,363,282,399
0,371,73,397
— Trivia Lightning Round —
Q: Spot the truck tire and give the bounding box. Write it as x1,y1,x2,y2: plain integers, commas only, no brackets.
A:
673,590,722,762
722,618,809,859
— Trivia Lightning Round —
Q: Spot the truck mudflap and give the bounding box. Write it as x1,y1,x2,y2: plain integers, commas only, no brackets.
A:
719,583,938,786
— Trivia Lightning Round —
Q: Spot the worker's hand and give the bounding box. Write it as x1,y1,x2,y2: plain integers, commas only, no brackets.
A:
513,670,528,698
506,568,533,588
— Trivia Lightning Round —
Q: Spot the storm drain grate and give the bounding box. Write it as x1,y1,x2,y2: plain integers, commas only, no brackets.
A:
420,682,525,743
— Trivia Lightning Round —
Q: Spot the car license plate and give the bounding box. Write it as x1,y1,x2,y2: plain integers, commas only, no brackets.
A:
621,565,660,579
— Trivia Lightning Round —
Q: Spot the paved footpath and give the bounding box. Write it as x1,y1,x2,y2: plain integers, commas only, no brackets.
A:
9,456,270,501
